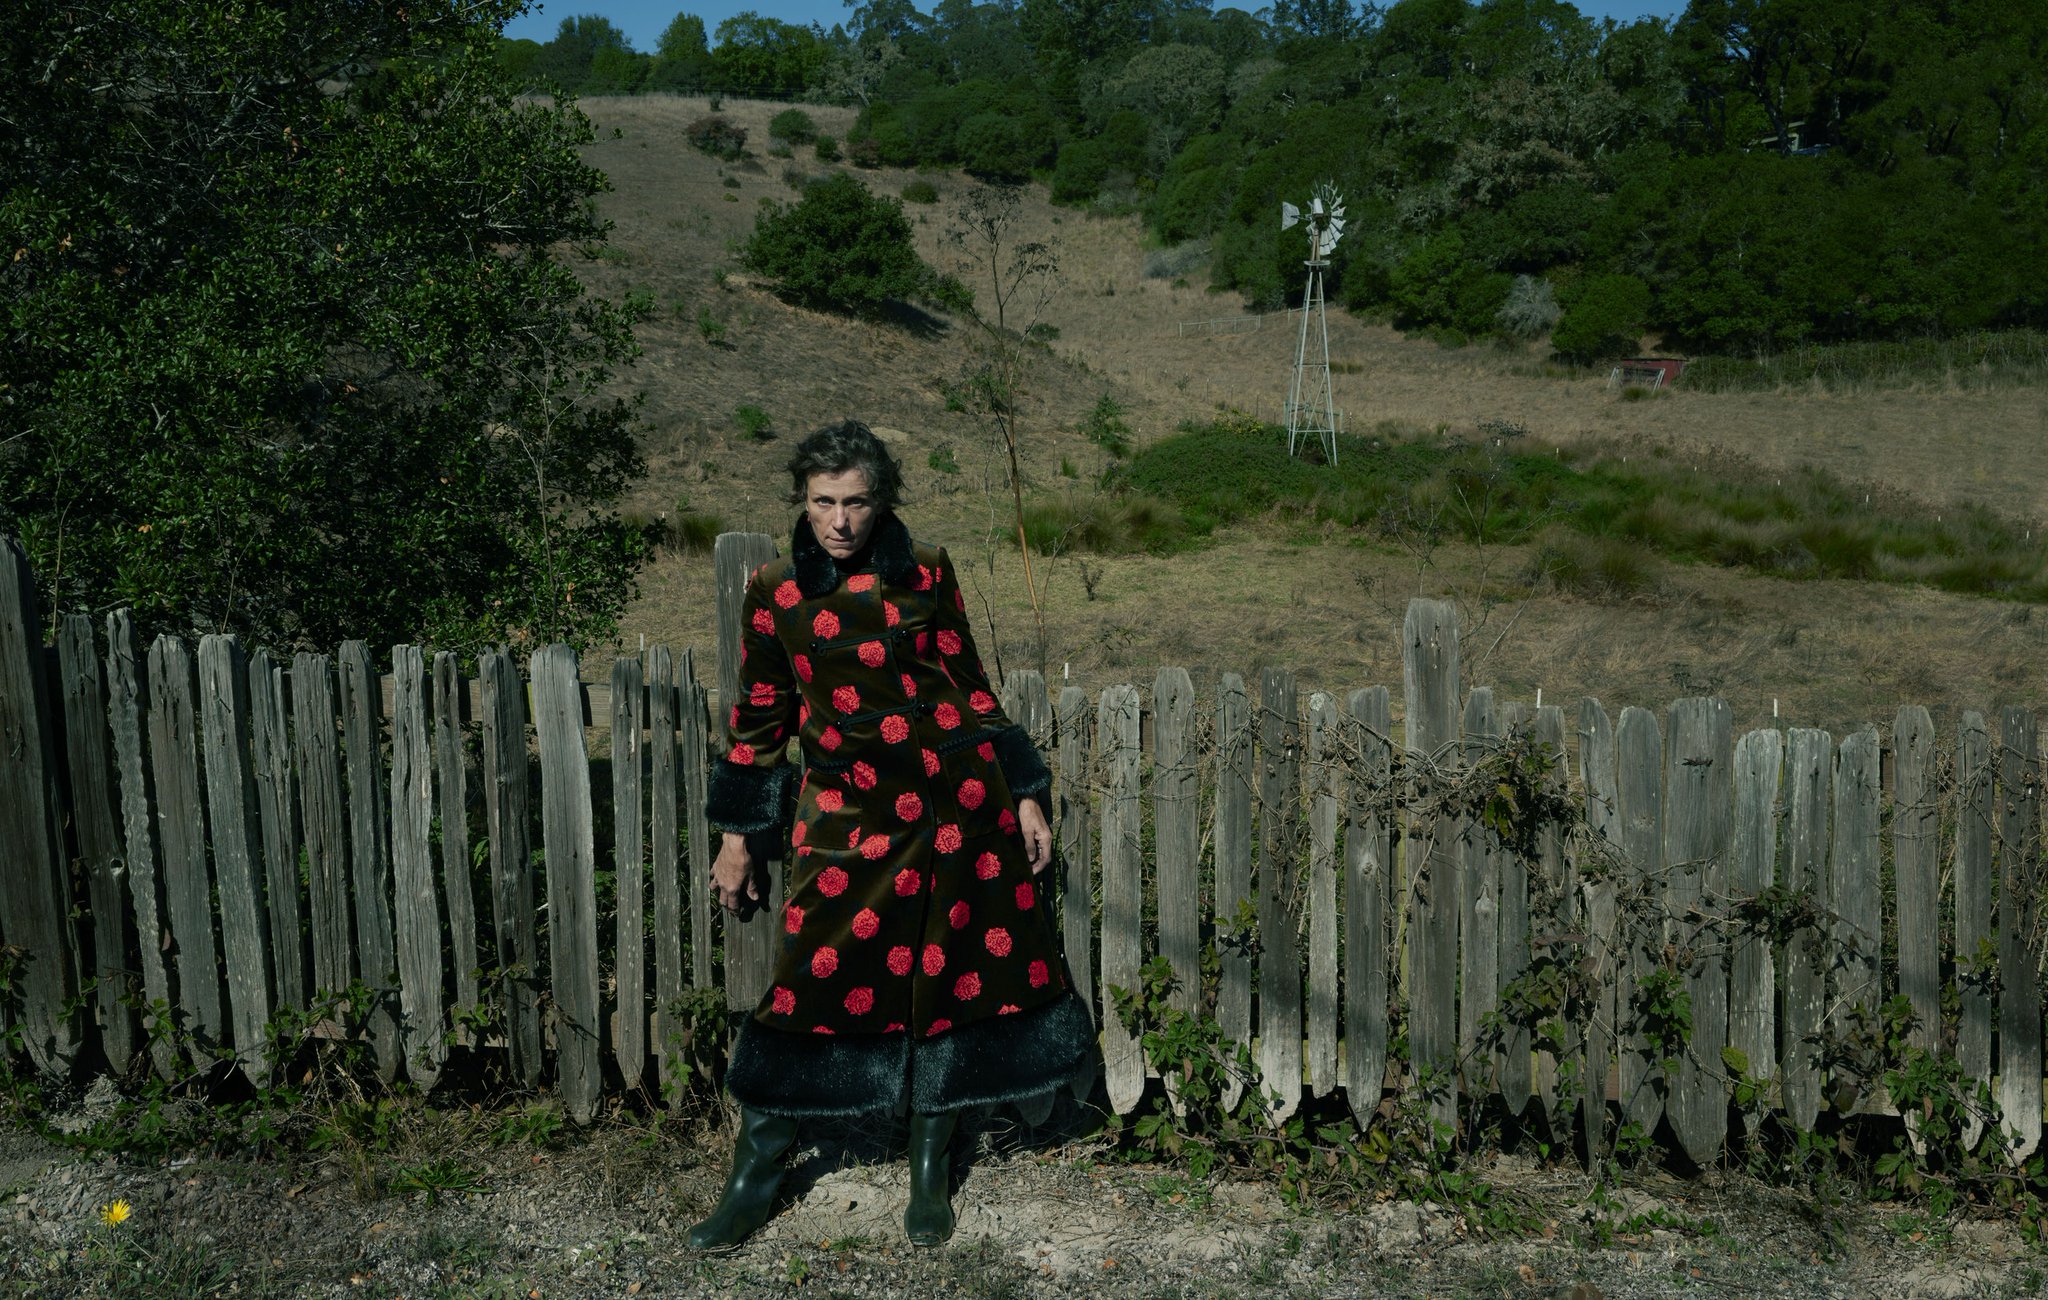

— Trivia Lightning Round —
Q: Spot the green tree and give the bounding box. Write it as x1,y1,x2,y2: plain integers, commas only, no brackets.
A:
0,1,643,653
742,173,935,315
713,12,829,97
534,14,642,93
652,13,715,90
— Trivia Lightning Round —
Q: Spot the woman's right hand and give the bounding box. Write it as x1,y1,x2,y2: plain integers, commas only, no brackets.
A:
713,832,759,914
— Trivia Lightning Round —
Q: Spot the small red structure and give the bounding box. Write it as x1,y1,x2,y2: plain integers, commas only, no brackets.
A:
1608,357,1687,389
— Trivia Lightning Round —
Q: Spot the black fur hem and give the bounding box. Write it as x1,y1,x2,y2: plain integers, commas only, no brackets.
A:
989,725,1052,803
705,761,793,836
726,993,1095,1117
911,992,1094,1112
793,510,918,600
727,1020,911,1116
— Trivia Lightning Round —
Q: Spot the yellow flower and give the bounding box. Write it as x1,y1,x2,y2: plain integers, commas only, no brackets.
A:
98,1200,131,1227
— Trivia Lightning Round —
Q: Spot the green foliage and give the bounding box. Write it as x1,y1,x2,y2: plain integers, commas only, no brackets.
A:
1,0,644,655
1680,331,2048,393
696,307,727,345
1552,273,1651,361
734,404,774,439
1021,491,1188,556
711,12,828,98
686,114,748,161
928,445,961,474
742,173,936,317
770,108,819,145
814,134,842,163
901,179,940,204
1121,415,2048,602
1082,392,1133,457
388,1156,484,1204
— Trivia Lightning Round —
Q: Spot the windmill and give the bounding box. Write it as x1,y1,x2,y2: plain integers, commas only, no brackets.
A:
1280,182,1344,464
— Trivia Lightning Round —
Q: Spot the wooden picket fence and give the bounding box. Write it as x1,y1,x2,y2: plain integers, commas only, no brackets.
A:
2,530,2045,1164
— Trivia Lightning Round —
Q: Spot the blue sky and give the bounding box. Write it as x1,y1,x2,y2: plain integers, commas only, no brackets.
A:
502,1,1687,52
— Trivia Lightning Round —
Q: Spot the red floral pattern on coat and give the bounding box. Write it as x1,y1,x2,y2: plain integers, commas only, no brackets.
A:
724,531,1069,1039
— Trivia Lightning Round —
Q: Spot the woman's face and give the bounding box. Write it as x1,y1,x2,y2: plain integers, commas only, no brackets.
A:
805,468,878,559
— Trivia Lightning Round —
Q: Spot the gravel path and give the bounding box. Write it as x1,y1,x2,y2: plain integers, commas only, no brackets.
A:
1,1094,2041,1299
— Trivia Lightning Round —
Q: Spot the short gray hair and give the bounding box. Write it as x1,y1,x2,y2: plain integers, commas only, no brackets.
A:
785,420,906,511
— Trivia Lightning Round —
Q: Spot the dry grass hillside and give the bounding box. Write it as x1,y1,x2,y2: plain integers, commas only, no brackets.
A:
572,95,2048,739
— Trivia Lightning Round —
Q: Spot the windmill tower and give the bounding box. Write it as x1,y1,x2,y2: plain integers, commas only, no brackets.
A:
1281,183,1344,464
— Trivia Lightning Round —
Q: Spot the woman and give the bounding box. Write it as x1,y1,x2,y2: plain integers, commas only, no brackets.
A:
690,421,1093,1252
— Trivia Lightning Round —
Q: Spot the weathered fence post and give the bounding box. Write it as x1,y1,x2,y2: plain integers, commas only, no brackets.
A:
1345,687,1393,1128
197,634,276,1084
434,652,480,1027
249,648,305,1016
1098,683,1144,1116
680,650,713,991
1954,712,1993,1148
1577,699,1619,1155
1614,705,1663,1137
1256,667,1303,1123
1665,697,1731,1166
109,610,175,1078
648,646,684,1103
1402,599,1459,1129
340,640,400,1079
58,613,136,1073
1460,687,1502,1101
532,643,601,1124
0,543,79,1075
387,643,445,1087
1831,727,1882,1040
612,654,647,1091
1526,704,1568,1119
1306,691,1341,1099
480,649,541,1088
292,653,353,1004
1781,727,1832,1131
1997,708,2042,1162
1152,668,1201,1028
150,634,221,1069
1890,707,1939,1058
1729,727,1784,1133
1056,682,1096,1102
1213,672,1252,1111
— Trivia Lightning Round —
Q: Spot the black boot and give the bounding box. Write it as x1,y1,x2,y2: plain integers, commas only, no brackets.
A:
905,1109,959,1247
688,1108,800,1252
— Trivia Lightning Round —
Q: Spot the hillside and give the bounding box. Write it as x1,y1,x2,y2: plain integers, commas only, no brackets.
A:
574,95,2048,738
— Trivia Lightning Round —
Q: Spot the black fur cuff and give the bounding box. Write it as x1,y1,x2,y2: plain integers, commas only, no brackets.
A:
989,725,1052,803
705,761,793,836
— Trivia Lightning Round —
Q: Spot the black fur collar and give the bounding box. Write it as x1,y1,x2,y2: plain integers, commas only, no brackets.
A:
791,510,918,599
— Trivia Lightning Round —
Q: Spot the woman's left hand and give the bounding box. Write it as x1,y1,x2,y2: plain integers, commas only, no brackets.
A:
1018,797,1054,875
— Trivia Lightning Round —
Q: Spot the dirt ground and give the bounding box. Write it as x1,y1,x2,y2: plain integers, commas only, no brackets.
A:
3,1088,2044,1299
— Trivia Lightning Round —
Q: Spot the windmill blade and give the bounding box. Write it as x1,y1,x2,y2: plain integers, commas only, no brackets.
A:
1281,201,1299,230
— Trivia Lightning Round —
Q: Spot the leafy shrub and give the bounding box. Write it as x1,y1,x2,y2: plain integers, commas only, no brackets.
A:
1497,275,1561,340
670,503,724,552
1082,393,1133,458
742,173,933,316
1021,491,1190,555
928,445,960,474
848,135,882,168
769,108,817,145
686,114,747,160
901,179,939,204
1143,242,1207,280
1051,139,1111,203
734,404,773,439
814,134,840,163
1528,533,1661,600
1553,274,1651,361
957,112,1048,182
